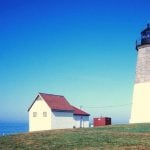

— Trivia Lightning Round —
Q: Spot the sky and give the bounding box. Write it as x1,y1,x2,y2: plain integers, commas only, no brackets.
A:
0,0,150,124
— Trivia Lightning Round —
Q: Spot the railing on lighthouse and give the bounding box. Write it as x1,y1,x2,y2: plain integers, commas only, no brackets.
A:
136,23,150,50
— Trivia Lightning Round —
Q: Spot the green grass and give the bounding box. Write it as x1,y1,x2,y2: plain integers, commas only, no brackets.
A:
1,123,150,150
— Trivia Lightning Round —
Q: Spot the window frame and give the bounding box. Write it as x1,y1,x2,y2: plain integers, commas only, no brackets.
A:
43,112,47,117
33,112,37,117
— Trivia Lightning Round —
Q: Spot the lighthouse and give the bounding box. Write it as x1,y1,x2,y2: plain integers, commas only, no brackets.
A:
130,24,150,123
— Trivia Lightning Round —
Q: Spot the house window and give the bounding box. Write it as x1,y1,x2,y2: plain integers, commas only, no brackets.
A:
33,112,37,117
43,112,47,117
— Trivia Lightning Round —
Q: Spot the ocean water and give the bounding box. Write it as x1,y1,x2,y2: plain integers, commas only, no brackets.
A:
0,122,28,136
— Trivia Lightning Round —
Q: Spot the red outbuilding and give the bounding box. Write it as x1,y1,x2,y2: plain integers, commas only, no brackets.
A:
93,117,111,127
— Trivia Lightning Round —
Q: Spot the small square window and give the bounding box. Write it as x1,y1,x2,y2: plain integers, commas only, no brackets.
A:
43,112,47,117
33,112,37,117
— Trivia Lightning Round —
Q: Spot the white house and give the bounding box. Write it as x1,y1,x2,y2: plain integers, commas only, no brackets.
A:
28,93,90,132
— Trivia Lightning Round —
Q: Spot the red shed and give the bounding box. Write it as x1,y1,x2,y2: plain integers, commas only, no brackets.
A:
93,117,111,127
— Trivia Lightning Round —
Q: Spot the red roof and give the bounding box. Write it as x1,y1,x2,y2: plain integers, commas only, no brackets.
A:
39,93,73,112
29,92,90,116
72,106,90,116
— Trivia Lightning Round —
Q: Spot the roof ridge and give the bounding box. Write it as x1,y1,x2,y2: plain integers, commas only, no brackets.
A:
39,92,64,97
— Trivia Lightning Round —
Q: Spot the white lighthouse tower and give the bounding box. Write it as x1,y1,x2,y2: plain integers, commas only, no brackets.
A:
130,24,150,123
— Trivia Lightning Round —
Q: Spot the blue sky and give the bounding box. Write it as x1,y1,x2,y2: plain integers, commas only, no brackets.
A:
0,0,149,123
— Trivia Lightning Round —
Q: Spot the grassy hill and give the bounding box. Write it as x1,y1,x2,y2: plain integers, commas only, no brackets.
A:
1,123,150,150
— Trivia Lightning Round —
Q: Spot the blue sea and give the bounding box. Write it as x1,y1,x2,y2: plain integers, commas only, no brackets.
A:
0,122,28,136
